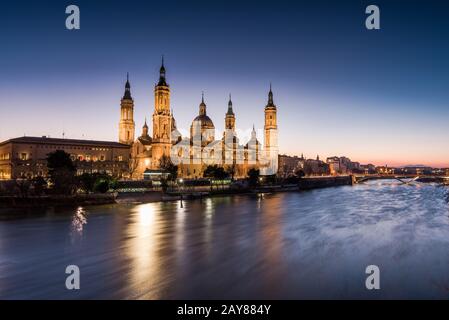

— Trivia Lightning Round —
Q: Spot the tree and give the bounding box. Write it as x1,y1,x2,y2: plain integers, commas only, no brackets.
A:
47,150,77,195
94,177,110,193
247,168,260,188
14,178,31,198
160,178,169,193
226,163,237,181
32,176,47,196
295,169,305,178
78,173,96,194
159,155,178,181
215,167,228,181
203,165,218,179
204,165,229,190
78,173,116,194
265,174,277,185
109,177,119,192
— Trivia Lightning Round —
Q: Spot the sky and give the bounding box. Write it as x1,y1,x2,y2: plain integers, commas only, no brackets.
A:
1,0,449,167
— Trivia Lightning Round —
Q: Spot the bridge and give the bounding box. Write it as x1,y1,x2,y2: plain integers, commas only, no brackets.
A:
353,174,449,185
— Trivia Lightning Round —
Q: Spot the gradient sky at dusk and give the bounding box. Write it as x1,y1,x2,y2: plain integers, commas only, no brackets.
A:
1,0,449,167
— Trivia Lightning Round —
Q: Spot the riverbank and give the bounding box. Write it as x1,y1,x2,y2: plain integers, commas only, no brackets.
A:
116,176,354,203
0,176,356,208
0,193,117,208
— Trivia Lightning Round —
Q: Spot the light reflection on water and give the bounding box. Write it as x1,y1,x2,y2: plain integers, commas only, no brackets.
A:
0,180,449,299
70,207,87,243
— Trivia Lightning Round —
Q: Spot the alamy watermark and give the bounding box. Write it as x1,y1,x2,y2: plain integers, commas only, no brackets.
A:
365,265,380,290
65,5,80,30
65,4,379,31
366,5,380,30
65,265,80,290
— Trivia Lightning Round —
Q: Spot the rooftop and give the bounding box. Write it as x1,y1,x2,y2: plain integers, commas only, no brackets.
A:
0,136,131,148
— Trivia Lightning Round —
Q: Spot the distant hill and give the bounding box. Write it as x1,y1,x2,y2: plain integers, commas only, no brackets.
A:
399,165,432,168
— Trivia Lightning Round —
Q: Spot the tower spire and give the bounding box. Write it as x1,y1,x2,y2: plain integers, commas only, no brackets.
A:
267,83,274,106
226,93,234,115
157,56,168,86
123,73,132,100
141,117,149,137
199,92,206,116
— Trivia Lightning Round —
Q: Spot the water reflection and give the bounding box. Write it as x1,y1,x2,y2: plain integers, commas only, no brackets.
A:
70,207,87,242
124,203,161,299
1,180,449,299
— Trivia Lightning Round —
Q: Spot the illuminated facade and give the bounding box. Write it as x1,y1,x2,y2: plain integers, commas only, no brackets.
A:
118,73,135,145
262,84,279,176
0,137,130,180
0,60,279,181
129,59,278,179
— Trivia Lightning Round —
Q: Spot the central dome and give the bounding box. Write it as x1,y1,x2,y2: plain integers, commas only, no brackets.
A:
192,93,215,129
191,94,215,145
193,114,214,128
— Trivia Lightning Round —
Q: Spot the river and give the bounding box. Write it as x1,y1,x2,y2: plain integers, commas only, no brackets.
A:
1,180,449,299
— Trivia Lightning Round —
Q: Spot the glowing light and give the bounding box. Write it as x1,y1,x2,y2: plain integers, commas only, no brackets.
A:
70,206,87,242
137,203,156,226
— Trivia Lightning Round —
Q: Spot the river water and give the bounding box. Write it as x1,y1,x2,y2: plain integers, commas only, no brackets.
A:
1,180,449,299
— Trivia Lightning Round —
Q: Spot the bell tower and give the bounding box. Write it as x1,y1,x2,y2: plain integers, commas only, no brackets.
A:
152,57,172,168
225,94,236,132
263,84,278,175
119,73,135,145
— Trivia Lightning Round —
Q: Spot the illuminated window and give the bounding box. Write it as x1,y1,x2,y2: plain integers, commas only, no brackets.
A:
20,153,28,160
100,155,105,161
118,156,123,161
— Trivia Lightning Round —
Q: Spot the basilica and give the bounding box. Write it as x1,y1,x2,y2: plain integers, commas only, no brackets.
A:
119,59,279,180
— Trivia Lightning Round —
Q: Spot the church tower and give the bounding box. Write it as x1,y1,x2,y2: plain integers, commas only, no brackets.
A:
263,84,278,175
223,94,237,166
225,94,235,132
152,57,172,168
119,73,135,145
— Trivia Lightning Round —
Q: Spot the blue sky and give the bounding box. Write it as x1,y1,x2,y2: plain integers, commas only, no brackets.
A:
1,0,449,166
